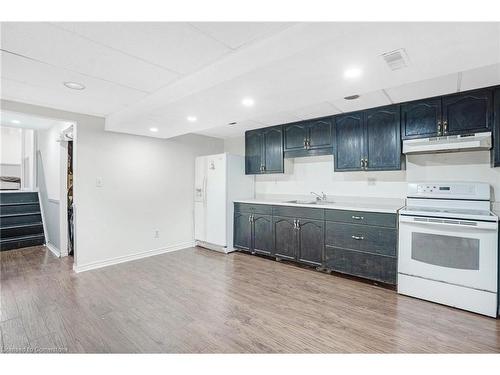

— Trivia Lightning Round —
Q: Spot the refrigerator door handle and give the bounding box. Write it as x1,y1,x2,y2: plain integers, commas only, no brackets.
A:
203,175,207,203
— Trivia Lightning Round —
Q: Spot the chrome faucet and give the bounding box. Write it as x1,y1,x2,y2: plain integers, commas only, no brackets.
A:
310,191,327,201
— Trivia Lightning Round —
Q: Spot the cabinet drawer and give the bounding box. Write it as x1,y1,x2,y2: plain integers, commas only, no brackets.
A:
325,209,396,228
272,205,324,220
324,247,397,284
325,222,397,257
234,203,273,215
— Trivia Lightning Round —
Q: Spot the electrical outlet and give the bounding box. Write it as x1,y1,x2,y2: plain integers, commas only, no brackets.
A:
154,230,160,239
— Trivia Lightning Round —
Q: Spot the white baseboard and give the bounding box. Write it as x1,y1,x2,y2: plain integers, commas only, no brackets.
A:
45,243,61,258
72,241,195,273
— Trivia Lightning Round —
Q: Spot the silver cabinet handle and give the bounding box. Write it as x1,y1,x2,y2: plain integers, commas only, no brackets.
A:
443,121,448,135
364,158,368,169
296,219,300,229
293,219,297,229
248,215,252,223
437,120,442,136
351,235,364,240
351,215,364,220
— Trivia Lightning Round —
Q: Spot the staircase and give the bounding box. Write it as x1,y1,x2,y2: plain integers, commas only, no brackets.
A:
0,192,45,251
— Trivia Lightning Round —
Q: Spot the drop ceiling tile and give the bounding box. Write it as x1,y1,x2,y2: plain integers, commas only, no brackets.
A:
385,73,459,103
329,90,391,113
251,111,302,126
190,22,293,49
292,102,341,119
460,63,500,91
53,22,232,75
196,120,263,139
1,52,146,116
1,22,178,92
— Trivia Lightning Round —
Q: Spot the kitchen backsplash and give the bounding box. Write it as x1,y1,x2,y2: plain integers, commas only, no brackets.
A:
224,137,500,209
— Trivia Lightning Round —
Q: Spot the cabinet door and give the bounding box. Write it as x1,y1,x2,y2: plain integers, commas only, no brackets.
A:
401,99,441,139
252,214,273,255
245,130,263,174
273,216,297,260
234,212,252,251
365,105,402,171
442,89,492,135
297,218,324,266
262,126,284,173
284,122,308,152
494,88,500,167
308,117,333,150
334,112,364,171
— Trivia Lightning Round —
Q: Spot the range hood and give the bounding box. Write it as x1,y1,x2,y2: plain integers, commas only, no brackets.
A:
403,132,492,155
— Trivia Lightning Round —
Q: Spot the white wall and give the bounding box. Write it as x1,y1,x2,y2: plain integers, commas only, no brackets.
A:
224,136,500,206
37,122,67,200
1,126,22,166
2,99,224,270
36,122,67,252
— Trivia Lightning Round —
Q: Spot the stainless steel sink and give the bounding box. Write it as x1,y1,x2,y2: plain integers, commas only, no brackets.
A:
283,200,335,205
284,200,317,204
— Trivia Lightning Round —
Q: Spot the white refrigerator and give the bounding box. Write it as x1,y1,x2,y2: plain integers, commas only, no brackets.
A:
194,153,254,253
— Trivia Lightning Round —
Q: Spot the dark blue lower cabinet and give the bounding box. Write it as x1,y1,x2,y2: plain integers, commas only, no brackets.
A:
297,219,324,266
233,212,252,251
324,247,397,285
273,216,297,260
234,204,398,285
252,214,273,255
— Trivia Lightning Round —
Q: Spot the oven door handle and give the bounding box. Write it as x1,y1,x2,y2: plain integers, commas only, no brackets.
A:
399,215,498,230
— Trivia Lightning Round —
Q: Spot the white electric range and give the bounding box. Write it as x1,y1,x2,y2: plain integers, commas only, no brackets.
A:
398,182,499,317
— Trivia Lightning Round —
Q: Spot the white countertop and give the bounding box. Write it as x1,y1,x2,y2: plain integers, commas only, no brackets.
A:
234,195,405,214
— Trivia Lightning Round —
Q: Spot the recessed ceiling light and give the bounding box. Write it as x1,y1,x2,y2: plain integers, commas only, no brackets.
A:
187,116,197,122
242,97,255,107
344,94,360,100
149,127,159,132
11,120,21,124
63,81,86,90
343,67,362,79
228,122,237,126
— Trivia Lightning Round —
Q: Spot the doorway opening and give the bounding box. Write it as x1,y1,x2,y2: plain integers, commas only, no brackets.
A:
0,110,77,258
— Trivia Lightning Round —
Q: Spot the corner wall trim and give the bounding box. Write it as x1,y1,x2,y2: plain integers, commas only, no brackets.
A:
72,241,195,273
45,243,61,258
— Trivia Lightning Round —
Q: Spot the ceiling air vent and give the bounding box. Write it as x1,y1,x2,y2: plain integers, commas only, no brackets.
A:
381,48,409,71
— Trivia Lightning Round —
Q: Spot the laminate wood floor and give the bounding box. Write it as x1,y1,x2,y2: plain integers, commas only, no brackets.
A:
1,246,499,353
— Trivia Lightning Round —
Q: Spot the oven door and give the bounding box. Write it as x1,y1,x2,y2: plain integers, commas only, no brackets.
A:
398,215,498,292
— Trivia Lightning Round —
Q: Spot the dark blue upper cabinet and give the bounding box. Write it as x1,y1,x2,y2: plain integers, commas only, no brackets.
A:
493,88,500,167
245,130,263,174
401,98,441,140
442,89,492,135
262,126,284,173
334,112,364,171
364,105,402,171
245,126,284,175
283,117,333,158
284,122,308,152
308,117,333,150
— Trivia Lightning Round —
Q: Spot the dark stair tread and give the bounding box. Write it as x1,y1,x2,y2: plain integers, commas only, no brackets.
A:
0,233,45,244
1,222,43,230
0,211,42,218
0,201,39,206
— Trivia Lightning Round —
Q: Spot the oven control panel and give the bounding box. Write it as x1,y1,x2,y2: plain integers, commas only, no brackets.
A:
408,182,490,200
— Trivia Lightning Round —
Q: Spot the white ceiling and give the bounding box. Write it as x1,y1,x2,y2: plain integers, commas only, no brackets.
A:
0,110,70,130
1,22,500,140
